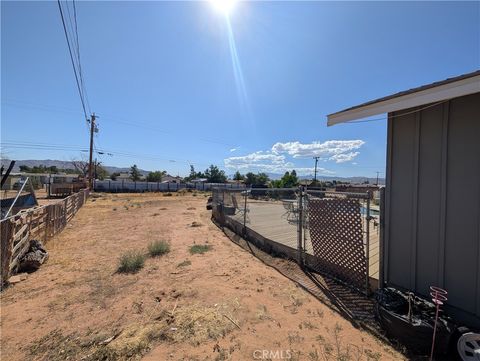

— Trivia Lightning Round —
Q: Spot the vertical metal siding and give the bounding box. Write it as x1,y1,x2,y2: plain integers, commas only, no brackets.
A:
386,92,480,328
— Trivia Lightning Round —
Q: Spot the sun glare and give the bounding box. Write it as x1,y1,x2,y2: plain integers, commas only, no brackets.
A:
210,0,237,16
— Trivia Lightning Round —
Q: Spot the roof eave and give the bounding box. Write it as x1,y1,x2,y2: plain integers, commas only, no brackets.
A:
327,74,480,126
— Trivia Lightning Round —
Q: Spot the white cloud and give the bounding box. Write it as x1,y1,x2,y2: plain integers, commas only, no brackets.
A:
224,151,333,176
329,151,360,163
224,139,363,175
271,140,364,162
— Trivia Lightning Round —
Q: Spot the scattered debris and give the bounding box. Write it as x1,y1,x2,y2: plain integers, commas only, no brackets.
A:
223,314,241,330
8,273,28,284
18,240,49,273
190,221,203,227
206,196,213,210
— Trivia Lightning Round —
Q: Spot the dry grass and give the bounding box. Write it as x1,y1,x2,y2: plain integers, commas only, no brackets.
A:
189,244,212,254
117,251,146,274
28,303,239,361
147,240,170,257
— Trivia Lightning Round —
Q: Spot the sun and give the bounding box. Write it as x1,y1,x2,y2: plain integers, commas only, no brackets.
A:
210,0,238,16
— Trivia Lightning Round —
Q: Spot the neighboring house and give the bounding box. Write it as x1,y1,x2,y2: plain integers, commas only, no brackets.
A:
327,70,480,329
191,178,208,183
335,184,380,195
162,175,183,183
116,173,131,181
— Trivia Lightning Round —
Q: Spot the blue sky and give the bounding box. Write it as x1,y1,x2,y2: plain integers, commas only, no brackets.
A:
2,1,479,177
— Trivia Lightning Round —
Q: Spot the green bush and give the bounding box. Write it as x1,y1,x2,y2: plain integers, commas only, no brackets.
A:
189,244,212,255
117,251,145,274
148,240,170,257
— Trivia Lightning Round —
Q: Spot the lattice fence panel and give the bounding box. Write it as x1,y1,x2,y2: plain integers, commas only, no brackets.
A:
307,197,367,291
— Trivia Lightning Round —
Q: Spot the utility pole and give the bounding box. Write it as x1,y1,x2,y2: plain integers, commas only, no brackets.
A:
313,156,320,183
88,113,97,189
376,171,380,186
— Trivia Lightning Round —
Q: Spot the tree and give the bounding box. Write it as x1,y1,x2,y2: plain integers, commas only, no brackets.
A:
279,170,298,188
233,171,244,182
256,173,270,186
130,164,142,181
94,161,109,180
205,165,226,183
146,170,166,182
71,158,89,177
244,172,270,187
184,165,205,182
110,172,121,181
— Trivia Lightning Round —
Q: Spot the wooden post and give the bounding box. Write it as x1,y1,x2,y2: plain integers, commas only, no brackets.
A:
64,198,68,227
44,207,50,242
1,219,15,285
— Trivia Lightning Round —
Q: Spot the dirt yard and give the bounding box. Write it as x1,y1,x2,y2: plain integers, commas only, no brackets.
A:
0,192,405,361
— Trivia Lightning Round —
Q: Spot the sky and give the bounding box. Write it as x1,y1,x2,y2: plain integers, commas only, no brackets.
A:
1,1,479,178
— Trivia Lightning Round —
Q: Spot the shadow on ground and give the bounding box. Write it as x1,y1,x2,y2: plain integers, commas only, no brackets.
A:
215,220,453,361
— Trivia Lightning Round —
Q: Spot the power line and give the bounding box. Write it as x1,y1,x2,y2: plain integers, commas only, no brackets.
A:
344,100,449,124
0,140,214,168
2,99,236,148
57,0,88,121
72,0,91,113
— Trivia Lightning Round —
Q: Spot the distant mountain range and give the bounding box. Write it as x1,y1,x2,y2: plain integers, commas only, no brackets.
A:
247,172,385,185
2,159,385,184
1,159,150,176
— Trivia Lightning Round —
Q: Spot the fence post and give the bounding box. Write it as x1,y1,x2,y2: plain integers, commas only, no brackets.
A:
44,207,50,242
1,219,15,285
379,187,385,289
365,192,371,295
64,198,68,226
243,190,248,235
297,186,304,267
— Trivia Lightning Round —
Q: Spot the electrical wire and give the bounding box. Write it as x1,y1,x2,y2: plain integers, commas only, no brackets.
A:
344,100,449,124
2,98,236,148
0,141,214,168
57,0,89,121
72,0,91,113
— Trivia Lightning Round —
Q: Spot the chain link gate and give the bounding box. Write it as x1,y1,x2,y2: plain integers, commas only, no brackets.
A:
212,187,374,294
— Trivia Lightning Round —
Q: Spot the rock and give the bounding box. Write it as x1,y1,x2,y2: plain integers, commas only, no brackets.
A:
8,273,28,284
18,240,49,273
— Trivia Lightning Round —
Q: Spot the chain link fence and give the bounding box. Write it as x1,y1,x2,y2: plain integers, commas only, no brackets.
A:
212,187,378,294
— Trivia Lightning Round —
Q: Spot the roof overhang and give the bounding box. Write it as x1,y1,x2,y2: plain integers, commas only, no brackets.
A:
327,71,480,126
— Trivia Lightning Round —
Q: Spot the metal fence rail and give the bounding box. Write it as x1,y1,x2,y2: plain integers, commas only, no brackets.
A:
0,189,89,285
212,187,377,294
94,180,245,193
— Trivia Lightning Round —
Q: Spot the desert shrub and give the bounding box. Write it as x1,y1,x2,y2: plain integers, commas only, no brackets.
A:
163,192,172,197
148,240,170,257
118,251,145,274
189,244,212,255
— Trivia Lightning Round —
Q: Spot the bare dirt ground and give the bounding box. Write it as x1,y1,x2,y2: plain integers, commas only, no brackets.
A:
1,192,405,361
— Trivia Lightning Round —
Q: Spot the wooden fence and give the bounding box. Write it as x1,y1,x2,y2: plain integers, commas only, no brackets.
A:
1,189,89,285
